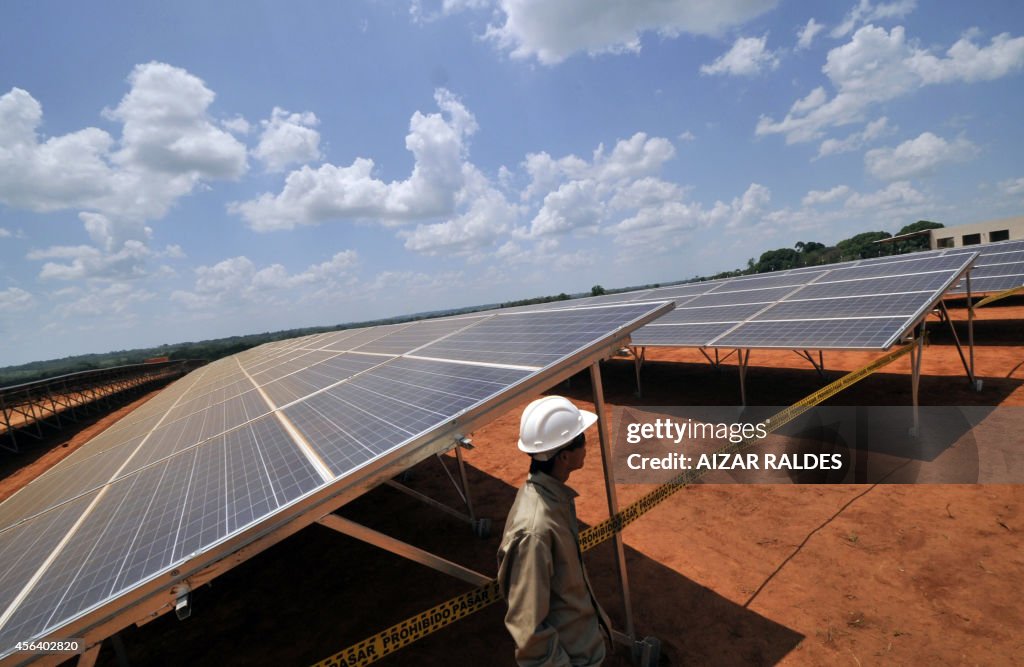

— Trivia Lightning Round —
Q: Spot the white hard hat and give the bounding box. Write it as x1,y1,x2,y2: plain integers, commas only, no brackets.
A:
518,396,598,461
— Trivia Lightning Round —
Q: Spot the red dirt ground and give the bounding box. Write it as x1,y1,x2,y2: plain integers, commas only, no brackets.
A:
4,304,1021,666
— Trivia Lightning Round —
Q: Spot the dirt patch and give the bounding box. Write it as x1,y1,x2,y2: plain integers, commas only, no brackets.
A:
13,302,1021,666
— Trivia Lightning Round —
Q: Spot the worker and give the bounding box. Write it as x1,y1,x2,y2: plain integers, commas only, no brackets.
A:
497,395,611,666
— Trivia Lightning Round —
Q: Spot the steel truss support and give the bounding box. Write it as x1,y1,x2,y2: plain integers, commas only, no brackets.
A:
317,514,491,587
937,301,982,391
698,348,736,371
794,350,826,380
1,361,198,452
385,442,490,537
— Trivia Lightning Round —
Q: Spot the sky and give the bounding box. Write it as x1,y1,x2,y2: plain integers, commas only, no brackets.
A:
1,1,1023,366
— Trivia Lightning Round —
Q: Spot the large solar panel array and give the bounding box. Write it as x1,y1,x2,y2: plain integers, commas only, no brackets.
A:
937,238,1024,295
0,301,671,659
501,249,978,350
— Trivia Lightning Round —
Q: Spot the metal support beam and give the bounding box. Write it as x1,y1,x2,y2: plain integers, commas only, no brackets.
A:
453,445,477,523
966,273,981,392
737,349,750,406
384,479,474,525
910,327,925,437
794,350,826,380
589,362,635,641
631,346,646,398
77,643,102,667
317,514,492,587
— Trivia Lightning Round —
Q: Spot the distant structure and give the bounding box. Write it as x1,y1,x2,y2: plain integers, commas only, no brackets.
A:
929,215,1024,249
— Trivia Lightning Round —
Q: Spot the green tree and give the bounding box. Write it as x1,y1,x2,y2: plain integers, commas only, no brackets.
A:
836,231,891,259
754,247,800,272
894,220,944,252
591,284,606,296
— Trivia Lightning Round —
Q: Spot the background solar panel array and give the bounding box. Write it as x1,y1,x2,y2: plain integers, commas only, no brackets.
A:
937,238,1024,294
504,249,977,350
0,301,667,658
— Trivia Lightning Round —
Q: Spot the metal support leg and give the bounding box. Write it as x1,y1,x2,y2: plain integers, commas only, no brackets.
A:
632,346,645,398
967,273,981,391
738,349,750,406
910,330,924,437
453,445,477,524
589,363,635,641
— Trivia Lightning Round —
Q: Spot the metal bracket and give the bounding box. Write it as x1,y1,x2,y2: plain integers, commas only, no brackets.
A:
172,585,191,621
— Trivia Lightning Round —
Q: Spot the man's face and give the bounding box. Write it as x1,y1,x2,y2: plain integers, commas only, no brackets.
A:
563,434,587,475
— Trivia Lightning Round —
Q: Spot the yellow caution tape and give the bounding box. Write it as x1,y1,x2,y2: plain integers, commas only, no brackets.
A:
313,581,502,667
974,285,1024,309
312,341,916,667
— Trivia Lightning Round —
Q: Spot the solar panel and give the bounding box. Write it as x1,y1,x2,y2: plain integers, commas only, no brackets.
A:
412,303,664,367
712,317,911,349
941,239,1024,294
0,300,671,658
630,248,977,350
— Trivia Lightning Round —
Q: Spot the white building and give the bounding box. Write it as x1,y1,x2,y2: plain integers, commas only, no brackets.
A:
930,215,1024,249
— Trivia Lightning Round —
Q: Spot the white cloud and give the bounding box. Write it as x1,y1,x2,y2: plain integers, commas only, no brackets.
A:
790,86,827,114
700,34,780,77
0,62,248,282
253,107,323,172
843,180,927,210
864,132,979,180
104,62,247,180
172,250,360,310
403,166,519,255
222,115,251,135
816,116,892,158
0,228,11,238
801,185,851,207
612,182,772,249
796,18,825,50
831,0,917,38
0,287,34,311
28,241,154,281
232,88,478,230
57,283,154,318
757,26,1024,144
677,130,696,142
521,132,676,237
478,0,778,65
999,176,1024,196
0,87,115,213
763,181,937,238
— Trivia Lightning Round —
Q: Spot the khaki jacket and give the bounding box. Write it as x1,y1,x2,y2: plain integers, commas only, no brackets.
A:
497,472,610,666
